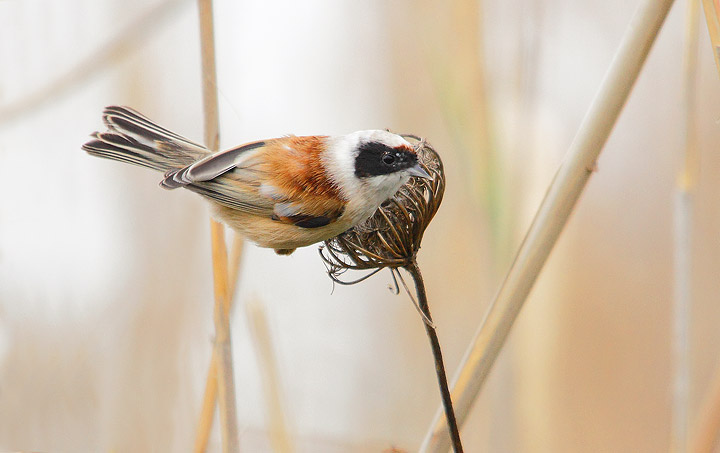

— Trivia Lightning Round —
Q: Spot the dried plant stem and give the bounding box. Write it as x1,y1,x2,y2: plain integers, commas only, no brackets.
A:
672,1,701,451
405,261,463,453
194,351,220,453
209,222,239,453
197,0,239,452
699,0,720,76
228,236,246,298
420,0,676,451
246,299,294,453
194,234,244,453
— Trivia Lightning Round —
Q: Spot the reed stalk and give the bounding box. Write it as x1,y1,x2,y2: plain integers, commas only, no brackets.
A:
194,235,244,453
672,1,700,451
699,0,720,76
246,299,293,453
420,0,676,450
197,1,239,451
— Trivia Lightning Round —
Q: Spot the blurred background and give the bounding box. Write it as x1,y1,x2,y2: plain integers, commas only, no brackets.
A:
1,0,720,451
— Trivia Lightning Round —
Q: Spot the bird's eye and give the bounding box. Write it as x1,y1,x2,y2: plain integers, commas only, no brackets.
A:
382,153,396,165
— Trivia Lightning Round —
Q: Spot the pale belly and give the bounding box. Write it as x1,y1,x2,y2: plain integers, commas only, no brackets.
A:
210,203,362,250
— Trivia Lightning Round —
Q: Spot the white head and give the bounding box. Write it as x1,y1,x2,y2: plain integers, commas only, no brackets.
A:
323,130,430,215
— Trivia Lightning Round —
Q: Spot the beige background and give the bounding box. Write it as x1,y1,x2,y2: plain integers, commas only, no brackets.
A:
1,0,719,451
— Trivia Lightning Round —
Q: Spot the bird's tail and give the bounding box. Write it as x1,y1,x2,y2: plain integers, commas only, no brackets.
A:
82,106,209,176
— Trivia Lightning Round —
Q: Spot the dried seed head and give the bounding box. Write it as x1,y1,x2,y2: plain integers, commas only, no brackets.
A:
320,135,445,283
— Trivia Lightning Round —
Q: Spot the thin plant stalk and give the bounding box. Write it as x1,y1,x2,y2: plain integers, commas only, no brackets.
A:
227,236,245,298
209,222,239,453
194,234,244,453
246,299,294,453
197,0,239,452
699,0,720,76
194,352,220,453
405,261,463,453
420,0,676,451
672,0,701,451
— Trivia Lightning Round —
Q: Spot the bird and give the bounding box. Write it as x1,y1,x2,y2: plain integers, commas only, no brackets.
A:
83,106,431,255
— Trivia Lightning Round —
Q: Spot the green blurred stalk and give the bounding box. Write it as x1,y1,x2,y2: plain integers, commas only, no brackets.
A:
420,0,509,265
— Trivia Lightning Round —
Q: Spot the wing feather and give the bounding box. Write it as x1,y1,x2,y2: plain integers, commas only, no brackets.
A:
161,141,265,188
186,141,266,181
172,137,347,226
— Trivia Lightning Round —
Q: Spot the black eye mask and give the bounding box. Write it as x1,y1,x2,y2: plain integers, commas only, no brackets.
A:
354,141,417,178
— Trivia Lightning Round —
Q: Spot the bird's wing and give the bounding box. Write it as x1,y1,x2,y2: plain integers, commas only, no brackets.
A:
160,140,267,189
184,137,347,228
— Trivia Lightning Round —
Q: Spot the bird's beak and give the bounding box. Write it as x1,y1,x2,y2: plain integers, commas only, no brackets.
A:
407,163,432,179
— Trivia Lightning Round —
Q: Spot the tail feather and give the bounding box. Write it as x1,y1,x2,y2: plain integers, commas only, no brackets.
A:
102,106,207,153
82,106,209,175
83,133,160,171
